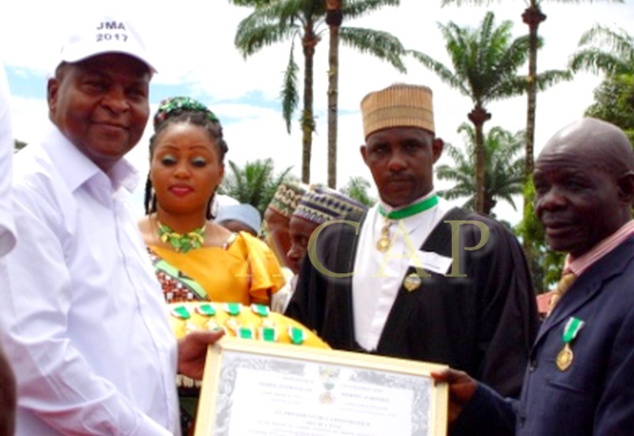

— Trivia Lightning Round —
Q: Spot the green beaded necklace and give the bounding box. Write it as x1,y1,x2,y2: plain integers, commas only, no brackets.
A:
157,221,206,253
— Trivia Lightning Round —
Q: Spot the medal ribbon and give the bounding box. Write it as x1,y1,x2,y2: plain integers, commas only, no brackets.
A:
379,195,439,220
562,317,585,344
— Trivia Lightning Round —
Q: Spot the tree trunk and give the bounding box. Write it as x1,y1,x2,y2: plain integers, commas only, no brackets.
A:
301,24,318,184
522,3,546,266
522,3,546,180
468,105,491,214
326,0,342,189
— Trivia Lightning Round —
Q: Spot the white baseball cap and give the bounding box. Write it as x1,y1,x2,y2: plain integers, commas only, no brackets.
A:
56,14,156,73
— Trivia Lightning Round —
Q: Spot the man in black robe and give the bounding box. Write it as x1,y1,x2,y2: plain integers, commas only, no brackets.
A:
286,83,539,402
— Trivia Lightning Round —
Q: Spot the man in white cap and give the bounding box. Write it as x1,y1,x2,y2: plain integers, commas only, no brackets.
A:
286,84,539,423
0,14,222,435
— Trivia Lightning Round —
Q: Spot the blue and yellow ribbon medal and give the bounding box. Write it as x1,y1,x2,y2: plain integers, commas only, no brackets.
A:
556,317,585,371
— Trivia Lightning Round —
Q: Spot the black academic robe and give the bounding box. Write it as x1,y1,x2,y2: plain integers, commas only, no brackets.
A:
286,208,539,399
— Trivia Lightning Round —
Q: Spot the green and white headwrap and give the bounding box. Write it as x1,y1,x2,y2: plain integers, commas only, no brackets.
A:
153,96,219,130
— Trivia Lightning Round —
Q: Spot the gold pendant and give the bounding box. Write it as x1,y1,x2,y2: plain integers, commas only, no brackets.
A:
403,273,422,292
377,219,391,252
376,235,390,252
556,343,574,371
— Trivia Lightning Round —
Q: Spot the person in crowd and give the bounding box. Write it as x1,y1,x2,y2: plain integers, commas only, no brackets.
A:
0,57,18,436
272,185,367,313
215,203,262,236
138,96,285,434
433,117,634,435
263,181,307,268
287,185,367,275
263,181,308,312
0,15,223,435
285,83,539,412
139,96,284,307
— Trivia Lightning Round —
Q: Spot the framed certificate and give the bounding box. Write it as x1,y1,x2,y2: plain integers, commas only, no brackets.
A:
195,337,448,436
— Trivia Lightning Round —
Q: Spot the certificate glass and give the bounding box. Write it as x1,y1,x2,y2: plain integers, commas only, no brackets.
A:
195,338,448,436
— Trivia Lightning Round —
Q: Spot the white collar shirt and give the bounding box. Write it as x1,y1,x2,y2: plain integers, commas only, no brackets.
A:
0,121,179,435
352,193,450,351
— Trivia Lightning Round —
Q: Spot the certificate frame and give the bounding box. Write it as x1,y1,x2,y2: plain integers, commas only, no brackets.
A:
195,337,448,436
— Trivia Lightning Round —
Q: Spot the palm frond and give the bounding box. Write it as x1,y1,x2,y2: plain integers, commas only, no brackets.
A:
341,27,407,73
281,45,300,133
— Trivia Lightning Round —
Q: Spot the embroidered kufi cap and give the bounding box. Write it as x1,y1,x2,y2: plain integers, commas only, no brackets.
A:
293,186,367,225
267,182,308,218
360,83,434,139
215,204,262,235
55,13,156,73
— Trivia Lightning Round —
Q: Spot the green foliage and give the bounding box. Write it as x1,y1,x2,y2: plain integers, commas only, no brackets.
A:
340,176,376,207
409,11,568,213
569,25,634,77
218,158,294,215
584,73,634,143
436,123,525,216
409,12,530,106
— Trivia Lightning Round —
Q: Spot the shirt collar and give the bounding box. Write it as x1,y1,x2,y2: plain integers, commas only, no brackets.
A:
565,220,634,276
42,120,140,193
379,190,438,216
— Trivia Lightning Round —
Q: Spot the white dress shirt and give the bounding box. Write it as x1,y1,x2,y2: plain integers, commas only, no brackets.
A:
0,122,179,435
352,193,450,351
0,60,16,257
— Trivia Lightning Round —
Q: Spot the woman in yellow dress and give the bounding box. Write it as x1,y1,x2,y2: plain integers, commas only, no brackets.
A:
139,96,284,307
138,96,287,433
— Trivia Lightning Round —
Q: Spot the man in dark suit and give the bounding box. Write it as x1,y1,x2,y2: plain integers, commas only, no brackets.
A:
435,117,634,435
285,83,539,406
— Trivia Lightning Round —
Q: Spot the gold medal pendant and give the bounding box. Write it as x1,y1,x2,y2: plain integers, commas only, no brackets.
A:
376,220,391,252
556,343,574,371
403,273,422,292
376,235,390,252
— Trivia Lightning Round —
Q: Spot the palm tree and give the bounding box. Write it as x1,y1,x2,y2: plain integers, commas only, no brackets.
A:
219,158,294,215
230,0,406,184
437,123,525,216
340,175,376,207
326,0,342,189
569,25,634,76
569,26,634,141
441,0,619,200
409,12,557,213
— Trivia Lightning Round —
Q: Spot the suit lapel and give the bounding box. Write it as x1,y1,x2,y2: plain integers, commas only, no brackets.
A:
535,238,634,346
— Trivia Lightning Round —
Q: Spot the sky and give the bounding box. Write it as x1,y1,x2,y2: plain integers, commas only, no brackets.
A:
2,0,633,221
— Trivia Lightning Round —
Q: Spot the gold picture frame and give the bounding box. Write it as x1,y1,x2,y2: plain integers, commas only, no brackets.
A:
195,337,448,436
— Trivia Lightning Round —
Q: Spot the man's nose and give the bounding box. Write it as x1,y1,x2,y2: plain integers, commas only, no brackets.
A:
387,151,407,172
101,86,130,113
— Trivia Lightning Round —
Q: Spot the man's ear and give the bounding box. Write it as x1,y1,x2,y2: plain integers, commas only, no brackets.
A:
617,171,634,206
360,144,368,165
432,137,444,164
47,78,59,115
